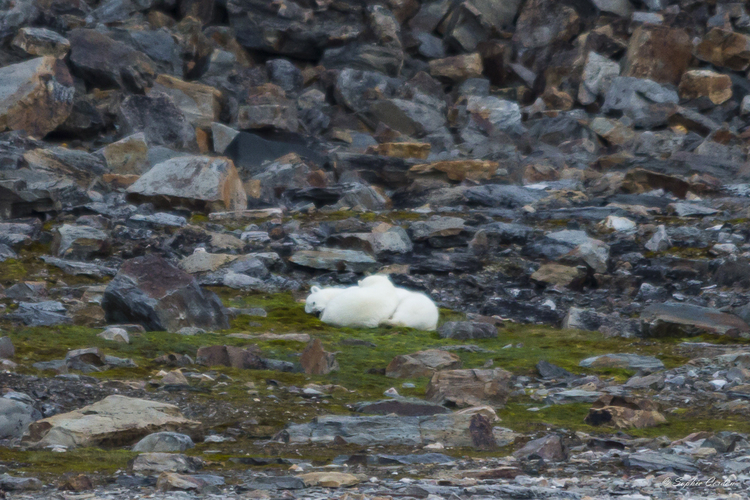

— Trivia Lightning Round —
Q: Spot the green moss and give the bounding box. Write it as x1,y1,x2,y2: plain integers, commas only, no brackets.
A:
0,448,136,477
190,214,209,224
0,259,27,284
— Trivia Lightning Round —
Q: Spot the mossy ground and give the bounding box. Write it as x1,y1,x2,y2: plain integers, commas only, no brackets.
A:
4,291,750,477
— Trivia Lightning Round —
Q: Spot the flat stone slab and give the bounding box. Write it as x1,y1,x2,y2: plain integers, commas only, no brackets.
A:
642,303,750,338
579,353,664,372
289,248,378,273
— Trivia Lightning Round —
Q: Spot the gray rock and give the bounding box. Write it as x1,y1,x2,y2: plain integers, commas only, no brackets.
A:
645,224,671,252
52,224,109,259
602,77,678,128
355,398,451,417
266,59,302,93
0,398,37,439
40,257,117,279
211,122,239,155
0,244,16,262
545,389,604,405
0,337,14,359
579,52,620,105
132,453,203,474
580,353,665,372
0,474,43,491
642,302,750,338
244,476,306,490
289,248,378,273
536,360,572,379
624,451,697,473
464,185,546,208
563,307,641,338
8,301,70,326
437,322,498,340
132,432,195,453
334,68,398,114
513,434,567,461
369,98,447,138
668,202,719,217
118,92,197,151
410,216,466,241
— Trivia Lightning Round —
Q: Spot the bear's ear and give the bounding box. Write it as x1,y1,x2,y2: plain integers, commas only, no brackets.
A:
311,286,320,293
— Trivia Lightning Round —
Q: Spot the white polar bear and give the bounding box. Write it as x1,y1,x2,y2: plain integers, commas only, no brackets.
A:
305,286,348,314
386,288,439,331
358,274,439,331
320,280,399,328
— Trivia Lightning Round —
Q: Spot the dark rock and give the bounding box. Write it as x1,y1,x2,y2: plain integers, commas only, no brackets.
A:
513,434,567,462
624,451,697,473
464,185,546,208
536,361,572,380
469,413,497,451
117,93,197,151
356,398,451,417
196,345,265,370
437,322,498,340
102,254,229,333
8,301,70,326
300,338,339,375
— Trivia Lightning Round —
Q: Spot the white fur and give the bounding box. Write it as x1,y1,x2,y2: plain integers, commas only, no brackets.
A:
305,285,348,314
385,288,439,331
358,274,396,289
320,282,399,328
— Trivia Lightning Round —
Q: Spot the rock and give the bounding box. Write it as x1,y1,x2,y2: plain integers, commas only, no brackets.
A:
563,307,641,338
624,451,697,473
156,472,214,492
536,360,572,380
196,345,265,370
386,350,462,379
0,337,14,359
0,244,16,262
267,59,303,93
52,224,109,259
0,397,37,439
678,70,732,105
132,432,195,453
514,0,580,50
132,453,203,474
513,434,567,462
118,92,197,151
623,25,691,84
211,123,239,155
429,53,483,82
12,27,70,57
592,0,632,17
367,142,431,160
26,395,200,448
356,398,451,416
545,389,603,405
579,353,664,372
149,75,222,128
437,322,498,340
470,413,497,451
329,224,413,256
127,156,246,213
585,395,666,429
289,248,378,273
368,98,447,138
531,264,587,289
244,476,306,490
667,202,719,217
58,474,93,491
409,216,466,242
426,368,512,408
645,225,671,252
297,472,361,488
102,254,229,333
579,52,620,105
410,160,499,182
68,29,154,92
465,96,523,136
0,56,75,137
695,28,750,71
641,303,750,338
99,133,149,175
0,474,43,491
602,78,678,128
465,184,545,208
8,301,70,326
300,338,339,375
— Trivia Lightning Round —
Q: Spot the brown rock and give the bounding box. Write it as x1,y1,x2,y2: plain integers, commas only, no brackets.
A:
297,472,362,487
426,368,512,407
366,142,431,159
623,25,692,84
590,117,635,147
410,160,499,182
530,264,587,289
513,434,567,461
0,57,75,138
622,168,689,198
429,53,483,82
150,75,222,128
678,70,732,105
59,474,93,491
514,0,580,50
196,345,266,370
102,174,140,189
300,338,339,375
156,472,207,492
541,87,574,111
469,413,497,451
584,395,666,429
523,161,561,184
386,349,462,378
695,28,750,71
12,27,70,58
99,133,149,175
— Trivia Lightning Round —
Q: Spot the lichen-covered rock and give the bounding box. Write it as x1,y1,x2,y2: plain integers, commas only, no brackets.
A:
426,368,512,408
102,254,230,333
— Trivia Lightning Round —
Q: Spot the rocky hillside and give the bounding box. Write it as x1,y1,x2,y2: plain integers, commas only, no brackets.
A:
3,0,750,498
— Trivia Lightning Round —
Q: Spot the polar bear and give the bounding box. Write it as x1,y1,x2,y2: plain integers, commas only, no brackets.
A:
305,286,348,314
386,288,439,331
358,274,439,330
320,280,399,328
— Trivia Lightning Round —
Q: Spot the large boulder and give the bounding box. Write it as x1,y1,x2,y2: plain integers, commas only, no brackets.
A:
623,25,692,85
25,395,200,448
0,397,38,439
0,56,75,137
102,254,230,333
127,156,246,212
117,92,197,151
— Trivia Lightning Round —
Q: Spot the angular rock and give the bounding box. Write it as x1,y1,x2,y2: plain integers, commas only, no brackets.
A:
563,307,641,338
531,264,587,289
118,92,197,151
0,474,42,491
624,451,697,473
513,434,566,461
602,77,678,128
132,453,203,474
695,28,750,71
297,472,361,488
52,224,109,259
300,338,339,375
26,395,200,448
127,156,246,212
12,27,70,57
99,133,149,175
429,53,483,82
102,254,229,333
426,368,512,407
645,225,671,252
438,322,498,340
8,301,70,327
579,52,620,105
369,98,447,138
623,25,691,84
678,70,732,105
0,397,37,439
585,395,666,429
356,398,451,416
196,345,265,370
132,432,195,453
579,353,664,372
465,184,545,208
410,160,499,182
289,248,378,273
149,75,222,128
0,56,74,137
641,303,750,338
386,349,462,379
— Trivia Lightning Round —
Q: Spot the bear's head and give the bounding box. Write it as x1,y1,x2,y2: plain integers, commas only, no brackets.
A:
305,285,345,315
